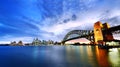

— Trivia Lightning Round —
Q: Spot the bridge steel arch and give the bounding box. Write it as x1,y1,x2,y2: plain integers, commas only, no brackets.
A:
62,21,120,45
62,30,94,44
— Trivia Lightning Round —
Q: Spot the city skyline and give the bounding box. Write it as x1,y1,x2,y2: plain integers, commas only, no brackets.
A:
0,0,120,43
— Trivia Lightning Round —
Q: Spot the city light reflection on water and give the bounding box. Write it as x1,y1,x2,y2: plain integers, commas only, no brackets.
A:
0,46,120,67
108,48,120,67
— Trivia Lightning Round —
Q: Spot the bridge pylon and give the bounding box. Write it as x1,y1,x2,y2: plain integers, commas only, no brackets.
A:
94,21,114,44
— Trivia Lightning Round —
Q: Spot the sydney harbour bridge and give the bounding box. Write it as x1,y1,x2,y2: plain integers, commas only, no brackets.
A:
62,21,120,46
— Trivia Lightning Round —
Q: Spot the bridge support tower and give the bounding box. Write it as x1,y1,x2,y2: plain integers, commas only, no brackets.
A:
94,21,114,44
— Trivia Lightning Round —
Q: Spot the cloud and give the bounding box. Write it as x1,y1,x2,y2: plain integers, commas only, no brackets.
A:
1,0,120,43
38,0,120,41
0,35,34,44
100,9,120,26
39,12,98,41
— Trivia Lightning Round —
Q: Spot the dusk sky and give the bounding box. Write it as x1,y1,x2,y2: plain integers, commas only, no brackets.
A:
0,0,120,43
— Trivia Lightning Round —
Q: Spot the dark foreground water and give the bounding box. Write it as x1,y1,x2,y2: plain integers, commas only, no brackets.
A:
0,46,120,67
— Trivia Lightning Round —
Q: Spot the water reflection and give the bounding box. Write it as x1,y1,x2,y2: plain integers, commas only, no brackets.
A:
95,46,110,67
65,46,120,67
65,46,98,67
0,46,120,67
108,48,120,67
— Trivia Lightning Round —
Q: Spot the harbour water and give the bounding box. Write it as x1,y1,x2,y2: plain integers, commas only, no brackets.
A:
0,45,120,67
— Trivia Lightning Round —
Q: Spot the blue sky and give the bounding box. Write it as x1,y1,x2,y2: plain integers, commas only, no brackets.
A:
0,0,120,43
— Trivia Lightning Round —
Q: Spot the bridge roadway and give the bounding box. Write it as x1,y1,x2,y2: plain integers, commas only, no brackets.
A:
109,25,120,32
107,25,120,35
